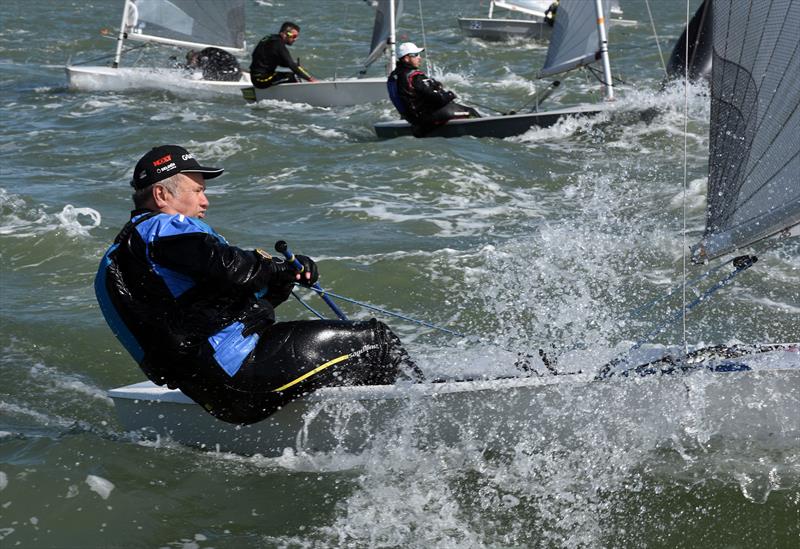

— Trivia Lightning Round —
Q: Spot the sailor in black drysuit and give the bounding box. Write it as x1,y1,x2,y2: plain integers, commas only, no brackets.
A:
387,42,480,137
249,21,317,89
95,145,418,425
185,47,242,81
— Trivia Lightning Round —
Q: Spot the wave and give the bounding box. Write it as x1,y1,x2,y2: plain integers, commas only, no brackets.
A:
0,189,100,238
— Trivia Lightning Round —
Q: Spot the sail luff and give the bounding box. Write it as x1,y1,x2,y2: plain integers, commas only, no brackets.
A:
364,0,402,70
113,0,134,68
692,0,800,262
538,0,611,79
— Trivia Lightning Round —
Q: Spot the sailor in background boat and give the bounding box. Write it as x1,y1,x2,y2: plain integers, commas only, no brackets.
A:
249,21,318,88
544,1,559,27
184,48,243,82
387,42,480,137
95,145,419,425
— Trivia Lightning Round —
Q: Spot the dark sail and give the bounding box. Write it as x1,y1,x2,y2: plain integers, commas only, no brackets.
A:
692,0,800,262
666,0,713,82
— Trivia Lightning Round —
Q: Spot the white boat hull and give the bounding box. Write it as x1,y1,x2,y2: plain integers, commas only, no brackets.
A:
65,65,251,98
374,105,603,139
241,78,388,107
458,17,553,41
108,353,800,456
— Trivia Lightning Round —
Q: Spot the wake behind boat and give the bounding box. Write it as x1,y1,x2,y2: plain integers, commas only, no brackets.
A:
65,0,251,97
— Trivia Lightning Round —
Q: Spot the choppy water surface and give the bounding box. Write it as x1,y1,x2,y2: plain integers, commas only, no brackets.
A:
1,0,798,547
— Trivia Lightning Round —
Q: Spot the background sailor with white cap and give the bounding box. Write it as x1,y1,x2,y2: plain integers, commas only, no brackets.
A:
387,42,480,137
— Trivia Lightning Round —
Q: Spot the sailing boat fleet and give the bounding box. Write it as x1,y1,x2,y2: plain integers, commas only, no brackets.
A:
68,0,799,454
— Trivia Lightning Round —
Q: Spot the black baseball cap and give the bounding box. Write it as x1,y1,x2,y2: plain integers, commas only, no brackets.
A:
131,145,224,190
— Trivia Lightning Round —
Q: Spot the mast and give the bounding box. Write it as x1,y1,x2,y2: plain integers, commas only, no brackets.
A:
112,0,134,69
595,0,614,100
489,0,495,18
388,0,397,71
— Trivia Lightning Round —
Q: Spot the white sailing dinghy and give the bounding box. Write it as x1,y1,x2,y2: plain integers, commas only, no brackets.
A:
375,0,616,139
458,0,631,42
66,0,251,98
106,0,799,457
241,0,402,107
458,0,555,42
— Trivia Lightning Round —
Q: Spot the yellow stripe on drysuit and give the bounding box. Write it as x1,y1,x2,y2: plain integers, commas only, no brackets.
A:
272,353,350,392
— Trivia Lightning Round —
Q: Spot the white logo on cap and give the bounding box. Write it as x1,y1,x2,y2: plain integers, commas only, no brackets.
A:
156,162,177,174
181,154,194,161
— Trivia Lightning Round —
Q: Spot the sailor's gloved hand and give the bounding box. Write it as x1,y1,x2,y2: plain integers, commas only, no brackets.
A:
293,254,319,287
241,302,275,337
266,256,298,284
444,90,456,102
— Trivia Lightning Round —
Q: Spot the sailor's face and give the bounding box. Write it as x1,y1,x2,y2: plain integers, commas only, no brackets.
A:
404,53,422,67
161,173,209,219
282,29,299,45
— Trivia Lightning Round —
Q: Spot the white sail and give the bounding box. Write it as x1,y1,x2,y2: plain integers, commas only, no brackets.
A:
124,0,246,53
493,0,551,18
692,0,800,262
364,0,403,69
538,0,611,78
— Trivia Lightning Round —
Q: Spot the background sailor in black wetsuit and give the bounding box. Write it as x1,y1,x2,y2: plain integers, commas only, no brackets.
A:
185,47,242,81
249,21,318,89
95,145,419,425
387,42,480,137
544,1,559,26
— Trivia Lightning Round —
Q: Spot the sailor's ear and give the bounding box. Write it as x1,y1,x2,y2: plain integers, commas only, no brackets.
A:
152,184,171,207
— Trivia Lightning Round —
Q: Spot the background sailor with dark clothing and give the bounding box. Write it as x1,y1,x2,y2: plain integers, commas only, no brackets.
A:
387,42,480,137
250,21,318,89
95,145,418,425
185,47,242,81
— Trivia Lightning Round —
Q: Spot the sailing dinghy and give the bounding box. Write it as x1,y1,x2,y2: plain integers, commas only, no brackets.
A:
66,0,251,98
375,0,616,139
106,0,799,457
458,0,555,42
458,0,632,41
241,0,402,107
107,345,799,456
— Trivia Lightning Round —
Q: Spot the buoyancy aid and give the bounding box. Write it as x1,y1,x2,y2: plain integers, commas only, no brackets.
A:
95,210,286,386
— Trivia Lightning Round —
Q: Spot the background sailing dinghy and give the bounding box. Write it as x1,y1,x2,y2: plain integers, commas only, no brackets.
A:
375,0,616,139
458,0,554,42
65,0,251,98
457,0,631,42
241,0,402,107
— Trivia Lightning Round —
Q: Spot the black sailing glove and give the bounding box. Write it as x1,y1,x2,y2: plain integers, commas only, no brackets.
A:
241,301,276,337
293,254,319,287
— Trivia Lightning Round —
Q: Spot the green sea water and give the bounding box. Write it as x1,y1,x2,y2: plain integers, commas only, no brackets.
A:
1,0,798,547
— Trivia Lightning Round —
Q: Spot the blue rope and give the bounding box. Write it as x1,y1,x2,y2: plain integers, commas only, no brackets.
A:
601,257,757,377
291,291,326,319
626,259,731,319
298,285,465,337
